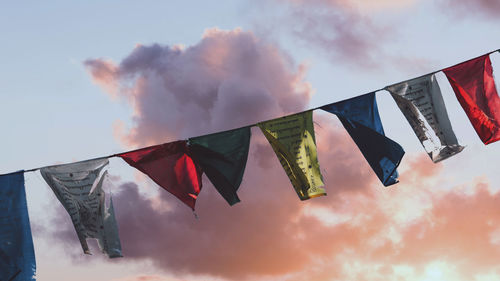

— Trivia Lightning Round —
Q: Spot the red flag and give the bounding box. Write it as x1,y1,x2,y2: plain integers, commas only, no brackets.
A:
443,55,500,144
119,141,203,210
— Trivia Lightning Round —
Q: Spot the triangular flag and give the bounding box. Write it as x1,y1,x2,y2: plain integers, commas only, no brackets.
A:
258,111,326,200
443,54,500,144
0,172,36,280
119,140,203,210
386,74,464,162
40,159,123,258
188,127,251,206
321,92,405,186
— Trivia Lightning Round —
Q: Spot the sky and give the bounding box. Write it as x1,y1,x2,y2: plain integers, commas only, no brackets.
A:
2,0,500,280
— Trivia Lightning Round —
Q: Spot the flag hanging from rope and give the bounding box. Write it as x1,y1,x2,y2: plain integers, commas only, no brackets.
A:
188,127,251,205
119,141,203,210
40,159,123,258
258,111,326,200
321,92,405,186
386,74,464,162
0,172,36,281
443,54,500,144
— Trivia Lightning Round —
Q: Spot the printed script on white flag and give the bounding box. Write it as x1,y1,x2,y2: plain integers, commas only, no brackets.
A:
40,158,122,258
386,74,464,162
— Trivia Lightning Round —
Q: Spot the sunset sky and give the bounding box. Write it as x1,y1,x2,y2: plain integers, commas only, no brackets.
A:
2,1,500,280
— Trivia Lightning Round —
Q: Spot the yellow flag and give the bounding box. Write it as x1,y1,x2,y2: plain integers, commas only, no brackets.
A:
258,111,325,200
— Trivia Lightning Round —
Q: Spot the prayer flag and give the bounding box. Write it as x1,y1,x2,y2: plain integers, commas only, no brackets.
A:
258,111,326,200
0,172,36,281
443,55,500,144
40,159,123,258
321,93,404,186
188,127,251,205
386,74,464,162
119,141,203,210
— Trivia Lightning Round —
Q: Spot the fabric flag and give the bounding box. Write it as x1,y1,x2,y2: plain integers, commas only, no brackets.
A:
188,127,251,206
40,159,123,258
386,74,464,162
321,92,405,186
0,172,36,281
119,140,203,210
258,111,326,200
443,54,500,144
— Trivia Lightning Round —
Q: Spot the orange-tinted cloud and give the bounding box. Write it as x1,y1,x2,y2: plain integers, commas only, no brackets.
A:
112,275,184,281
392,181,500,277
84,58,120,98
399,153,444,182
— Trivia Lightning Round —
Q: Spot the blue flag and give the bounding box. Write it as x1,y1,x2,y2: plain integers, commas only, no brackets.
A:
0,172,36,280
321,92,405,186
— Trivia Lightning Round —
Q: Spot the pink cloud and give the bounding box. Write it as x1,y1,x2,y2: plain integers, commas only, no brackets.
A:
85,28,312,147
381,181,500,279
286,0,416,11
399,153,444,182
112,275,183,281
270,0,431,72
438,0,500,19
281,0,389,68
84,58,120,98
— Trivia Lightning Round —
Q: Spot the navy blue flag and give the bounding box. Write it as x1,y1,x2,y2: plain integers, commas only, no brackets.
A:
321,92,405,186
0,172,36,280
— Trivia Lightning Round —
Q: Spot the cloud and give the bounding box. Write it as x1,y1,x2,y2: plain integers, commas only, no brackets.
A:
85,28,312,147
399,153,444,183
437,0,500,19
280,0,390,68
384,180,500,279
283,0,417,13
265,0,428,71
111,275,184,281
347,0,417,12
278,177,500,281
84,58,120,98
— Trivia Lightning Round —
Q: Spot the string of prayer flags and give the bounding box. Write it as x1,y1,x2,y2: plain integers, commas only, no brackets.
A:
443,55,500,144
119,141,203,210
0,172,36,280
258,111,326,200
188,127,251,206
40,159,123,258
321,93,405,186
386,74,464,162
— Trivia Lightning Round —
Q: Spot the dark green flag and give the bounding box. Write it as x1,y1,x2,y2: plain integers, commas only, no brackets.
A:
188,127,251,205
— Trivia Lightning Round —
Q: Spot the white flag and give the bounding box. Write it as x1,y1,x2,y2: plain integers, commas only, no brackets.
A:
386,74,464,162
40,158,122,258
